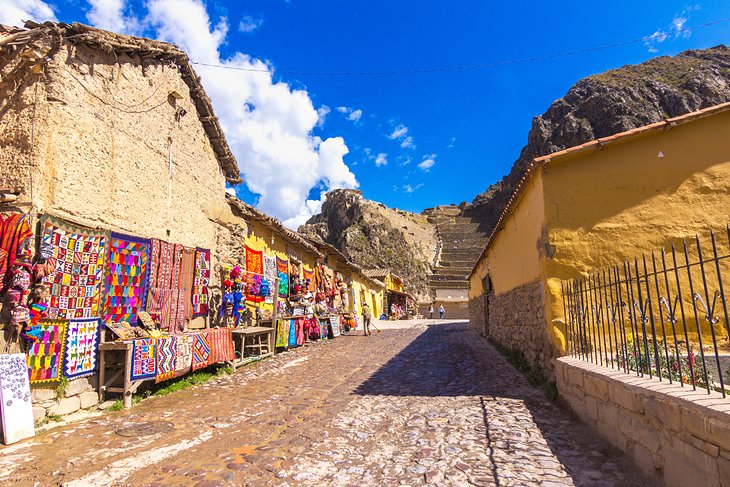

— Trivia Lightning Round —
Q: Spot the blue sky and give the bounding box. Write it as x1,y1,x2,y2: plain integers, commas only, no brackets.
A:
3,1,730,226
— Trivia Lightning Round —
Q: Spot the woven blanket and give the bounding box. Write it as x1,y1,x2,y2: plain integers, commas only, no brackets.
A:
40,215,109,320
131,338,156,381
276,257,289,297
275,319,289,348
155,336,177,383
288,319,298,348
192,330,212,371
245,246,264,303
263,253,277,281
210,327,235,363
191,248,211,317
177,247,196,324
0,212,33,294
147,240,189,333
27,320,67,383
174,333,194,377
104,233,150,325
62,318,101,380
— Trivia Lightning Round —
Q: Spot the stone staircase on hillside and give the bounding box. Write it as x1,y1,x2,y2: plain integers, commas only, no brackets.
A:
425,206,491,299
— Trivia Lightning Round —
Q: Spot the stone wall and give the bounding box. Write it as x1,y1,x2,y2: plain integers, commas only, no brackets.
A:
468,294,487,336
487,279,556,378
556,357,730,487
30,377,100,423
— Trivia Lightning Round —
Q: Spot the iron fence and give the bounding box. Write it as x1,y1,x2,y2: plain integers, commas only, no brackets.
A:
561,227,730,398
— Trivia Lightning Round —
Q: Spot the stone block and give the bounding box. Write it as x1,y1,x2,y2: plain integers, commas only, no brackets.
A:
708,417,730,451
48,396,80,416
597,401,619,429
584,374,609,400
685,434,720,458
644,395,680,432
631,442,657,476
670,436,719,472
32,406,46,423
596,417,626,451
64,377,92,397
682,408,710,439
566,367,584,388
31,387,57,402
719,455,730,487
585,396,599,422
665,446,720,487
609,382,642,412
79,391,99,409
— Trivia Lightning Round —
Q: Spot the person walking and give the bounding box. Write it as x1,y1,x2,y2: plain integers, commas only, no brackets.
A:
439,304,445,319
362,302,372,336
428,303,434,319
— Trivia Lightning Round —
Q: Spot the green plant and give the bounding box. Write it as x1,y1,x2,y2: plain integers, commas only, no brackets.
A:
106,400,124,412
55,376,69,400
488,337,558,400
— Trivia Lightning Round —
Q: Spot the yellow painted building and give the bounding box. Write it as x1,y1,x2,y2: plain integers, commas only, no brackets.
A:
469,102,730,377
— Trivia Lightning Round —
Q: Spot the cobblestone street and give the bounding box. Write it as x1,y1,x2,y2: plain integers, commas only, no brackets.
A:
1,320,659,486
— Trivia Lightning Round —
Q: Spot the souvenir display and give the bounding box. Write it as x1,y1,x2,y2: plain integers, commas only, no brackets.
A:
62,318,101,380
191,248,211,317
26,320,67,383
104,233,150,325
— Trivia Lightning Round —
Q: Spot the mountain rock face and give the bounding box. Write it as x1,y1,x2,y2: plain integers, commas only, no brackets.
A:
299,189,438,299
465,45,730,229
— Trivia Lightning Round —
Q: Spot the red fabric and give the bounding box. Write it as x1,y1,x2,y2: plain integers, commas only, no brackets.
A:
0,213,33,293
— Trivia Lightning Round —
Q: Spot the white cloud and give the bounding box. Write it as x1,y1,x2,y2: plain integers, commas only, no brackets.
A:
389,124,408,140
399,156,412,166
336,106,349,113
347,109,362,122
418,154,436,171
400,136,415,149
0,0,56,26
448,136,456,148
86,0,140,34
238,15,263,33
135,0,357,228
375,153,388,167
316,105,330,127
403,183,423,194
644,8,698,52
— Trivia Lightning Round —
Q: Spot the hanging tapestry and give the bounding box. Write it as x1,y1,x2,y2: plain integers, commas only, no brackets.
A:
276,257,289,297
146,240,188,333
296,318,305,345
319,317,329,339
0,213,33,294
192,330,212,371
245,246,264,303
191,248,211,317
155,336,177,383
263,253,276,304
177,247,196,324
288,319,298,348
104,233,150,325
131,338,156,381
26,320,67,383
40,215,109,320
174,333,194,377
62,318,101,380
275,320,289,348
210,327,235,363
303,269,315,292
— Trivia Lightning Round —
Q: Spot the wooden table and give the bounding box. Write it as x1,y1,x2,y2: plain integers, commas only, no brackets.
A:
231,326,274,370
98,341,145,409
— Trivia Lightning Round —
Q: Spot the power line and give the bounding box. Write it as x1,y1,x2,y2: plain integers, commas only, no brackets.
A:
189,17,730,77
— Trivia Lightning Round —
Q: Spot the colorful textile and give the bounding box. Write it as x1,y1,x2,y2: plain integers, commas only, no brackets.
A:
27,320,67,383
155,336,177,383
131,338,156,381
146,240,190,333
275,320,289,348
0,213,33,294
276,257,289,298
104,233,150,325
288,319,298,348
191,248,211,317
331,315,341,337
62,318,101,380
263,253,277,281
303,269,315,292
210,327,235,363
174,333,194,377
245,246,264,303
192,330,212,371
40,215,109,320
178,247,196,324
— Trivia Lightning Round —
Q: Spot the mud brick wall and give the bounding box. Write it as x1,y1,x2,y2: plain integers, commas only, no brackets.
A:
487,279,555,378
557,357,730,487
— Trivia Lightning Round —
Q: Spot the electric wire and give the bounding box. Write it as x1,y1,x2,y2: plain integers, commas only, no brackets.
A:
190,17,730,76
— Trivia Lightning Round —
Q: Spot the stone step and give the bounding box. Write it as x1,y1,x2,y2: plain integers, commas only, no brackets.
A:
429,281,470,290
436,259,476,267
433,270,473,278
429,275,467,283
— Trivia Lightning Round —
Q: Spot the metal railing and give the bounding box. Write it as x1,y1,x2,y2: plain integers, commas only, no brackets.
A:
561,227,730,398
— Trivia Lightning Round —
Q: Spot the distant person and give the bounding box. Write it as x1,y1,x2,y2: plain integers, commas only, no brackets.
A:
439,304,445,319
428,303,434,319
362,302,372,336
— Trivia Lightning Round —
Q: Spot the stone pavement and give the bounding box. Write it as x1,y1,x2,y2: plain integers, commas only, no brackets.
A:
0,320,660,486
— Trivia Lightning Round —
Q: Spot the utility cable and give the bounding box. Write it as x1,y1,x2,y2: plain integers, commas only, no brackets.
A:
190,17,730,76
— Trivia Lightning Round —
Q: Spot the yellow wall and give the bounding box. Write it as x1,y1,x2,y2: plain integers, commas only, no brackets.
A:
543,111,730,340
384,273,405,293
469,172,547,299
351,273,384,318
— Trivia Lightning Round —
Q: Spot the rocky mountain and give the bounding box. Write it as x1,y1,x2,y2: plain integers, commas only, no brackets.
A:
299,189,438,299
465,45,730,229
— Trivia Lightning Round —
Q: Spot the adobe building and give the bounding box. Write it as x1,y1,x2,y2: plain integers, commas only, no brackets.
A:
468,102,730,378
